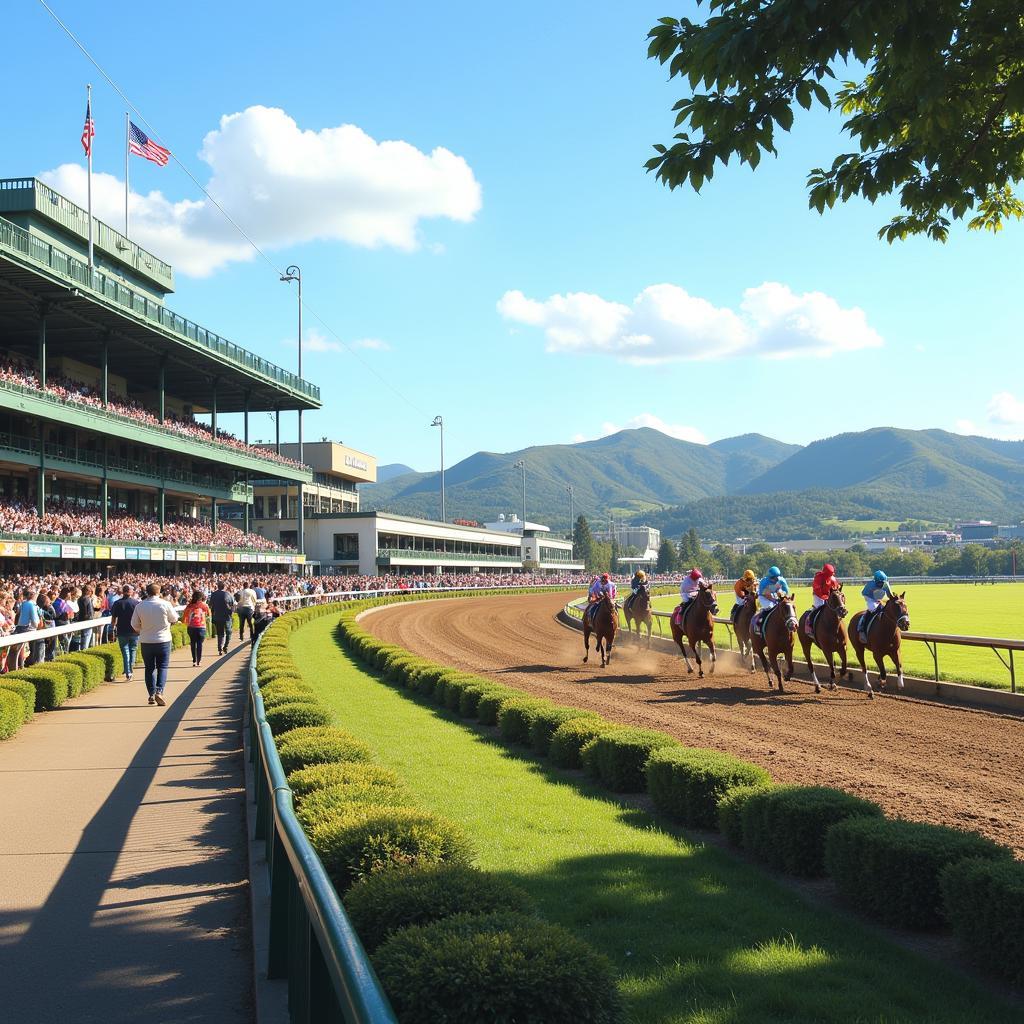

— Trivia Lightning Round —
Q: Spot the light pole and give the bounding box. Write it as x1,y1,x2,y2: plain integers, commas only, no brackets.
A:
431,415,445,522
566,485,574,547
280,265,304,562
514,459,526,527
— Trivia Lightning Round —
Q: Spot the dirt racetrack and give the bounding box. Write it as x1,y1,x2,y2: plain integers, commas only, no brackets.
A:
363,592,1024,855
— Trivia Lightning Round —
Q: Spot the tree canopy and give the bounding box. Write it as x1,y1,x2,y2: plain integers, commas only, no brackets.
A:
647,1,1024,241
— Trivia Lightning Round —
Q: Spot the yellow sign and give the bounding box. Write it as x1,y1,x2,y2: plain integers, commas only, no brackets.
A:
0,541,28,557
95,546,111,559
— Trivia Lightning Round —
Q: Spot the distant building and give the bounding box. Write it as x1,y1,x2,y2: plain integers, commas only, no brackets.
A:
483,514,582,572
959,522,998,541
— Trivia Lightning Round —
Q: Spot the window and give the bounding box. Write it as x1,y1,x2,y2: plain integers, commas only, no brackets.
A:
280,530,298,548
334,533,359,560
254,497,265,519
268,496,278,518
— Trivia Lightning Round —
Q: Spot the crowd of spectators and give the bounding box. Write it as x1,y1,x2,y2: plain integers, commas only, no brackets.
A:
0,356,304,471
0,500,291,552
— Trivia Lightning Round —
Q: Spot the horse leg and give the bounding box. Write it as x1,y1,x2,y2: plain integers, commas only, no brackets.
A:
677,635,695,674
708,637,716,675
799,634,820,693
893,650,905,691
838,641,848,682
756,644,774,689
873,651,888,693
606,631,614,666
583,626,590,664
827,649,837,691
784,642,794,683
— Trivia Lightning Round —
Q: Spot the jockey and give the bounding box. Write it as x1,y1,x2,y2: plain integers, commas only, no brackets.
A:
588,573,616,622
625,569,647,612
730,569,757,623
757,566,789,610
806,563,840,636
680,568,703,605
859,570,894,640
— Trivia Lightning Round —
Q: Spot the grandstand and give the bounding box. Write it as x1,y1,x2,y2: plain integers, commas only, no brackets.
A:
0,176,318,573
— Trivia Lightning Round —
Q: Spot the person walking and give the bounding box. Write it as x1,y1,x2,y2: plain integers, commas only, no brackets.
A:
131,583,179,706
36,593,56,662
209,580,236,654
76,584,96,651
183,590,211,668
14,587,42,669
236,581,257,642
110,585,141,680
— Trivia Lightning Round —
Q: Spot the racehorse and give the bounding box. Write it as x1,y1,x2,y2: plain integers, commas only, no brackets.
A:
751,593,798,692
797,586,849,693
583,589,617,668
733,594,757,671
849,593,910,698
623,583,653,647
669,580,719,677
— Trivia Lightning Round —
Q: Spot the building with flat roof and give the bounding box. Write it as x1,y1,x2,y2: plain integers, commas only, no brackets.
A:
281,510,585,575
0,175,318,571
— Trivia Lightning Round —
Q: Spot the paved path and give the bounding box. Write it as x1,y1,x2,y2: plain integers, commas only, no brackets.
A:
0,639,255,1024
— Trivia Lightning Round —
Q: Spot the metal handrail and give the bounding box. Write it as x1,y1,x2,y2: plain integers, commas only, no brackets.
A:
0,530,297,557
376,547,522,563
0,615,112,650
247,630,398,1023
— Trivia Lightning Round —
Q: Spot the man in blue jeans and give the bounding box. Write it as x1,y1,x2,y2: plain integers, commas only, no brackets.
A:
131,582,180,706
109,585,141,680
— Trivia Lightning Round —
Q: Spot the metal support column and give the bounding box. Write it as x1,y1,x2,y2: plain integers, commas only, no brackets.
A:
38,304,48,387
101,334,109,407
243,392,251,536
275,409,281,454
158,485,166,530
101,437,108,531
211,497,218,535
211,379,218,440
158,355,167,423
37,306,47,516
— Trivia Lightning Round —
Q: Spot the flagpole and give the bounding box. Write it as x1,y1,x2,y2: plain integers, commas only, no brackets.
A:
86,83,94,269
124,112,130,237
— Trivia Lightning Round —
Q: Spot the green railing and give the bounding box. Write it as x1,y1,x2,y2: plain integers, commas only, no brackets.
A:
0,212,319,404
247,632,398,1023
376,546,522,564
0,429,242,494
0,529,296,557
0,378,311,479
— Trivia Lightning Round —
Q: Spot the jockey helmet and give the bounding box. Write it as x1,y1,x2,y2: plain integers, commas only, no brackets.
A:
636,570,646,580
742,569,756,582
689,568,702,580
768,566,781,577
873,569,887,584
823,563,835,575
601,573,610,582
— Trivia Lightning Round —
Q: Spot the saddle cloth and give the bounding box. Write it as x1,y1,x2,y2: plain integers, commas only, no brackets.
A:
751,603,779,641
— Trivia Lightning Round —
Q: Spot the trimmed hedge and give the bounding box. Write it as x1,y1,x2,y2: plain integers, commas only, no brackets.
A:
287,762,404,803
373,911,625,1024
940,857,1024,985
717,783,773,848
308,803,473,892
258,667,306,687
0,679,36,724
59,653,106,693
260,687,321,711
581,729,679,793
825,816,1012,929
646,747,772,830
549,717,621,770
344,864,533,954
497,697,554,746
296,782,412,828
265,701,332,735
14,664,71,710
529,706,599,756
476,687,520,726
0,688,23,740
739,786,882,877
275,726,373,774
458,683,496,719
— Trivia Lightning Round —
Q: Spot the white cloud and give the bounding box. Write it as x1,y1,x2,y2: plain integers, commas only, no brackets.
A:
41,105,481,277
498,281,883,363
955,394,1024,440
282,329,390,355
353,337,391,351
572,414,707,445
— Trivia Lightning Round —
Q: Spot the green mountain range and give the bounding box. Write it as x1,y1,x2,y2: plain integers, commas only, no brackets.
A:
360,427,1024,540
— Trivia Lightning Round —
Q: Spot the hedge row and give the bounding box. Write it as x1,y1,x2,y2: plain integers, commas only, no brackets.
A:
255,596,625,1021
0,636,127,740
332,592,1023,989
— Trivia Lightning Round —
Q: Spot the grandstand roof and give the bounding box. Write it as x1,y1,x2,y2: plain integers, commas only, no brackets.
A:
0,178,319,413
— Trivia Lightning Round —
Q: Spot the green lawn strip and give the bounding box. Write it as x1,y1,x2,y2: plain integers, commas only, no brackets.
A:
292,615,1015,1024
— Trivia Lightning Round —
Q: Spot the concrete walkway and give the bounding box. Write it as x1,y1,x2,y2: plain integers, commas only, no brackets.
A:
0,639,254,1024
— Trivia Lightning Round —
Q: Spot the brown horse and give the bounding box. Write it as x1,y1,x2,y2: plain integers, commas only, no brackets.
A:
849,593,910,698
669,581,719,677
583,590,617,667
797,586,849,693
751,594,798,692
732,594,757,671
623,583,653,647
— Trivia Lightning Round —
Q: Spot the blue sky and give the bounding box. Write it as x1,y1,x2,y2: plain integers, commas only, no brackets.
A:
5,0,1023,471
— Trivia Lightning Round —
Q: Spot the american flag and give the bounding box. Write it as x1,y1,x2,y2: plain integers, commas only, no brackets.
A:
129,122,170,167
81,100,94,157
